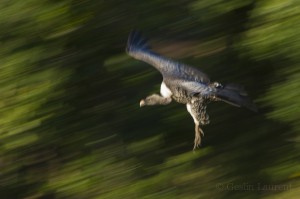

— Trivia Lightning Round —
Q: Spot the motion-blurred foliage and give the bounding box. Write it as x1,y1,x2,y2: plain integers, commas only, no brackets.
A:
0,0,299,198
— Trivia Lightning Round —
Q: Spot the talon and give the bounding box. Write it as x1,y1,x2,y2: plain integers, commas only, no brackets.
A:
193,139,200,150
193,144,197,151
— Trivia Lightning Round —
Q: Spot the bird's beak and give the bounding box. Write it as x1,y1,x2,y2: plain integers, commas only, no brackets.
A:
139,100,145,107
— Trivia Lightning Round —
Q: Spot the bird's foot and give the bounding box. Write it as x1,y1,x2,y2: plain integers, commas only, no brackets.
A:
193,137,201,150
193,125,204,150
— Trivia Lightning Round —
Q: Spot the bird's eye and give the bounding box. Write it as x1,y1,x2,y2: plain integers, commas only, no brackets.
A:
214,82,223,88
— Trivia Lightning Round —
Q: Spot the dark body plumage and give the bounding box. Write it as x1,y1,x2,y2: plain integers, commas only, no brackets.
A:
126,31,256,150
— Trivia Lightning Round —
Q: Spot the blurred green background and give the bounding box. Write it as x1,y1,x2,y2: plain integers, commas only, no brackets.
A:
1,0,299,198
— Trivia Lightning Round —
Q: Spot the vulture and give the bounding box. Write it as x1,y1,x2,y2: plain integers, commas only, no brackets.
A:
126,31,257,150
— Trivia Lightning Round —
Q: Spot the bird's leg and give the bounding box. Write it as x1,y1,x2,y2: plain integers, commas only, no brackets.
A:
193,123,204,150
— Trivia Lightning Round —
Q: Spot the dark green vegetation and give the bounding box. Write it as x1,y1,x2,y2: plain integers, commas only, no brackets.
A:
1,0,299,198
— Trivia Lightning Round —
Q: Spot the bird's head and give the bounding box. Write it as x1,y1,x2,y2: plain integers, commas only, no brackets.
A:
140,96,154,107
139,94,161,107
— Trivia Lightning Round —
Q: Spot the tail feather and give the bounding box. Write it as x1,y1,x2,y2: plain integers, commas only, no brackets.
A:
216,84,257,112
126,30,151,54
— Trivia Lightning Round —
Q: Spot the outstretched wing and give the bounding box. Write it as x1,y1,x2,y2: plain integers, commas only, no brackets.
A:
126,31,210,83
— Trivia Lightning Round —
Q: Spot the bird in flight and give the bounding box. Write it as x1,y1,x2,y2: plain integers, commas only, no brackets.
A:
126,31,257,150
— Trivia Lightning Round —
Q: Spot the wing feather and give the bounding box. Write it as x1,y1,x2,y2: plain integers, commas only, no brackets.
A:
126,31,210,83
